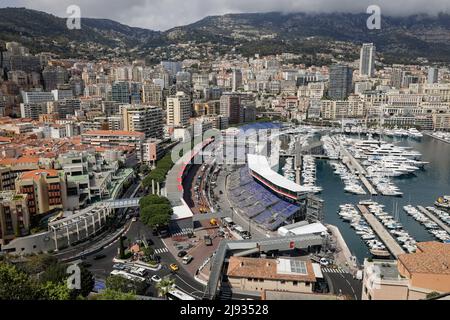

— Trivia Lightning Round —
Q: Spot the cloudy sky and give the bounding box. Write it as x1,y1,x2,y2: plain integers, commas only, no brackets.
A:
1,0,449,30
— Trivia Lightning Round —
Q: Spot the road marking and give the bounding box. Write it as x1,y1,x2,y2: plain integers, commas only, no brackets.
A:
154,248,169,254
174,273,205,296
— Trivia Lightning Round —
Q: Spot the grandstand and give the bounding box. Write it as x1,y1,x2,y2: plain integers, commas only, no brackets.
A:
227,165,302,231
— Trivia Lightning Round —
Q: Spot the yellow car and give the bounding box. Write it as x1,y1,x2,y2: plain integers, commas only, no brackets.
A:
169,264,179,272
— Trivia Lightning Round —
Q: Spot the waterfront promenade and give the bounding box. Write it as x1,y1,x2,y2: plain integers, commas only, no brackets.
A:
357,205,405,258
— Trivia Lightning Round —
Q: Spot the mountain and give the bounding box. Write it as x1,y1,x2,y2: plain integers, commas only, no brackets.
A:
1,8,450,63
168,12,450,63
0,7,164,59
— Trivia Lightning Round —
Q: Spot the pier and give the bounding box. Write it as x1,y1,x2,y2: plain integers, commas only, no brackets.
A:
340,145,378,196
357,205,405,258
417,206,450,234
424,132,450,145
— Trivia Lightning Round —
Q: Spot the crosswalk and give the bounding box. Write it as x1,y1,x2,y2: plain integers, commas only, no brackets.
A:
322,267,347,274
154,247,169,254
171,228,193,237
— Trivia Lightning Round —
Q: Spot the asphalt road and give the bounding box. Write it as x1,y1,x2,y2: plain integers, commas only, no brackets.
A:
86,219,207,299
55,181,141,261
323,270,362,300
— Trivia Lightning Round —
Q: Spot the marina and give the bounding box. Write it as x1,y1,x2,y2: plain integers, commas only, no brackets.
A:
357,204,406,258
317,134,449,263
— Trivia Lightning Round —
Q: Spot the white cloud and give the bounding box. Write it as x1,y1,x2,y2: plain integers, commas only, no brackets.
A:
1,0,449,30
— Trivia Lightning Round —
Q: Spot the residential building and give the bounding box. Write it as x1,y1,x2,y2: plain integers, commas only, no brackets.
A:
122,104,164,139
220,93,243,125
329,64,353,100
0,191,29,246
111,81,130,104
166,91,192,128
227,256,317,295
15,169,66,216
359,43,376,78
362,242,450,300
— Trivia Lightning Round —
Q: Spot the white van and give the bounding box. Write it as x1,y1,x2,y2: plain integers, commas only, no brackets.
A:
234,226,245,235
182,255,193,265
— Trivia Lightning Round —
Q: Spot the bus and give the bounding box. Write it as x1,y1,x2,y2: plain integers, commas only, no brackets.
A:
167,287,196,300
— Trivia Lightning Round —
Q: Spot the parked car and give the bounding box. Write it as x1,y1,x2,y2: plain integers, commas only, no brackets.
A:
113,263,126,271
151,275,162,283
320,258,330,267
182,255,193,265
177,250,188,258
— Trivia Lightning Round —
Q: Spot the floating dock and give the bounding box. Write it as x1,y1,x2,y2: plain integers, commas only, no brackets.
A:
357,205,406,258
417,206,450,234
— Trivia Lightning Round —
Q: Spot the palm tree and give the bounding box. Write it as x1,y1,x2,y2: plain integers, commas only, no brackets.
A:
155,277,175,299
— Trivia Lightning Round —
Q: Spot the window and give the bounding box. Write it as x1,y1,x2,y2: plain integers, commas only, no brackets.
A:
293,281,298,286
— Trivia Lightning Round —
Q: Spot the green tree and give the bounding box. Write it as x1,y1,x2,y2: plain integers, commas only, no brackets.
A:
39,281,71,300
19,254,58,275
0,263,39,300
140,204,172,228
72,265,95,298
155,277,175,299
94,289,136,300
106,275,146,295
139,195,170,208
142,246,155,262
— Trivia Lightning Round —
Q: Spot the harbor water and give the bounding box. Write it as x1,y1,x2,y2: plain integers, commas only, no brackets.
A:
316,135,450,263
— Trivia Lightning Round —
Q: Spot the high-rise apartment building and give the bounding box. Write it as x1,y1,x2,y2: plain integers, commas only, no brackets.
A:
232,68,243,92
428,67,439,84
166,91,192,128
142,83,163,107
122,104,164,139
111,81,130,104
42,66,69,91
220,93,243,125
359,43,376,78
329,64,353,100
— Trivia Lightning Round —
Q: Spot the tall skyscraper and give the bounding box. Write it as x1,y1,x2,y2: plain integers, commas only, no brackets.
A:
232,68,243,92
329,65,353,100
122,104,164,139
359,43,376,78
428,67,439,84
166,91,191,128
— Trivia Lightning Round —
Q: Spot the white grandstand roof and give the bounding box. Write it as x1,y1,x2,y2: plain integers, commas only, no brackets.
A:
247,154,310,193
278,222,328,237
